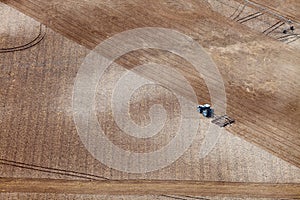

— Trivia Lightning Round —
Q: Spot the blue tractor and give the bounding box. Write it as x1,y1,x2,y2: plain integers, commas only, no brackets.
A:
197,104,214,118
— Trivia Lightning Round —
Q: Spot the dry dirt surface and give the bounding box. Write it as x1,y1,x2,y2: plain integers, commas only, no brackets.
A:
0,0,300,199
249,0,300,22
